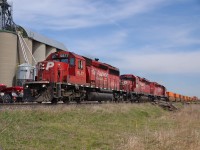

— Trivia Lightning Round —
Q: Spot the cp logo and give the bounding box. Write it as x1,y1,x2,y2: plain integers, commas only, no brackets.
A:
39,62,54,70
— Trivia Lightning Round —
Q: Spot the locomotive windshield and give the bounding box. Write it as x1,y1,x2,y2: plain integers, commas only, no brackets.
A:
52,53,69,63
61,59,68,63
121,76,134,81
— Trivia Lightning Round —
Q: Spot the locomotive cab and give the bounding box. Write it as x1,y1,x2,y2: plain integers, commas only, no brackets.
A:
120,74,135,92
120,74,138,102
150,82,167,101
67,52,86,85
37,51,70,82
31,51,86,84
120,74,152,102
24,51,87,103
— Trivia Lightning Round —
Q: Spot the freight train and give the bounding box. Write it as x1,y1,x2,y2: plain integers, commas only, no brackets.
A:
22,50,198,104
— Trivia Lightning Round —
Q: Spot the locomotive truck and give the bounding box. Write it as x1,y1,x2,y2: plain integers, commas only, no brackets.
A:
23,50,168,103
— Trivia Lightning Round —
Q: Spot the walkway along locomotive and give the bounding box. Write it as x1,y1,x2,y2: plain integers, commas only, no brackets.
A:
23,50,196,103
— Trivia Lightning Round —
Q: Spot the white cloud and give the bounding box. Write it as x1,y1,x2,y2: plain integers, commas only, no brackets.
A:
12,0,168,29
67,28,200,74
148,25,200,47
113,51,200,74
59,21,200,75
65,30,200,75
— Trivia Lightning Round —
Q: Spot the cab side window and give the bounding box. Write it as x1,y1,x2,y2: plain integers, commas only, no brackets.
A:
78,60,83,69
70,58,75,66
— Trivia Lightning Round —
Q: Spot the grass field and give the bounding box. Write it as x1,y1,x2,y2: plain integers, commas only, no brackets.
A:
0,103,200,150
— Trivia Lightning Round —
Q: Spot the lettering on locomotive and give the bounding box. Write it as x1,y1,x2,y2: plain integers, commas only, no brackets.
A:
38,62,55,71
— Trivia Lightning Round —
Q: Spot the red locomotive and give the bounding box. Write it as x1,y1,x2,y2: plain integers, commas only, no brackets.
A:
24,51,120,103
120,74,166,102
150,82,166,98
23,50,196,103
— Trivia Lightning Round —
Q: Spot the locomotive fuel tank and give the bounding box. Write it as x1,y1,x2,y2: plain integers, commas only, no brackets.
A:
87,92,113,102
138,96,150,102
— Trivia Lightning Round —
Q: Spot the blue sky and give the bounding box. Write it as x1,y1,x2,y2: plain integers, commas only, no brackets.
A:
12,0,200,97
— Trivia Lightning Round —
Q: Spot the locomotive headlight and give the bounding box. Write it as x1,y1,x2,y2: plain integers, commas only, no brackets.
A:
12,92,18,97
26,85,29,88
0,92,4,96
42,84,46,88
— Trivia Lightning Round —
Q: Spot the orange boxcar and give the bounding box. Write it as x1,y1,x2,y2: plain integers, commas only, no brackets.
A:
166,92,176,102
179,95,184,101
182,96,186,101
185,96,189,101
174,93,181,101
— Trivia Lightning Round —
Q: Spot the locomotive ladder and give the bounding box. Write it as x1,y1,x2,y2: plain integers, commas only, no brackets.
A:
17,32,29,64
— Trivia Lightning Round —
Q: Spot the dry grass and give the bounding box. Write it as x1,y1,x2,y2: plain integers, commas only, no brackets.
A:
119,105,200,150
0,103,200,150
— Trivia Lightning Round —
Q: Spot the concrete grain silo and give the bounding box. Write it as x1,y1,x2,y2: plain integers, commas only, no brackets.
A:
0,31,17,86
32,41,46,63
46,46,56,57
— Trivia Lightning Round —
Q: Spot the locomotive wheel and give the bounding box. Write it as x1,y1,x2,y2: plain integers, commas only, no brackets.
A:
75,98,81,104
98,100,102,103
76,100,81,104
63,97,70,104
51,98,58,104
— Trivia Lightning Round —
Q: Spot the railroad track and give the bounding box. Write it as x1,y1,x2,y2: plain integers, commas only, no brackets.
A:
0,100,182,111
0,101,105,108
